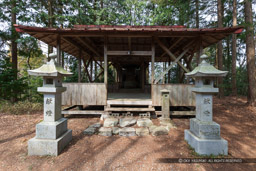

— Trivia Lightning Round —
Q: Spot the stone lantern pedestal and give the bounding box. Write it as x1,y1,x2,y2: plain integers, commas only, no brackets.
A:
27,54,72,156
184,55,228,155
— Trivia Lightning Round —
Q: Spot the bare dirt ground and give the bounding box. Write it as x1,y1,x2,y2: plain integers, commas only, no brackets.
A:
0,96,255,171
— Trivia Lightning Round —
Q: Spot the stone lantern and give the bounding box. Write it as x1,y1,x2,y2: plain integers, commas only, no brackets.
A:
27,53,73,156
184,54,228,155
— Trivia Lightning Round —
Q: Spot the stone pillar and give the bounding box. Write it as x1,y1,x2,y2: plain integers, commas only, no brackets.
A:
160,89,170,120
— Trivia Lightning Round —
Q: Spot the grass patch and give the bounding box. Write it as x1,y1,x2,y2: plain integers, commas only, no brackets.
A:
0,100,43,115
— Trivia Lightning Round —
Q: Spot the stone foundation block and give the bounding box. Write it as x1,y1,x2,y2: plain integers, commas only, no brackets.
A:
190,118,220,139
103,118,118,127
36,118,67,139
185,129,228,155
119,127,136,136
99,127,112,136
83,127,96,135
89,123,101,128
112,127,120,135
136,128,149,136
151,126,169,136
119,118,137,127
137,118,153,127
28,129,72,156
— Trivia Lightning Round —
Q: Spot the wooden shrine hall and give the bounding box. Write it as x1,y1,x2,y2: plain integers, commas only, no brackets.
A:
15,25,243,116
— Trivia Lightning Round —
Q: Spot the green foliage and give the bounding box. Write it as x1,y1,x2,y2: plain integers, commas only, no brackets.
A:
0,100,43,115
0,56,28,101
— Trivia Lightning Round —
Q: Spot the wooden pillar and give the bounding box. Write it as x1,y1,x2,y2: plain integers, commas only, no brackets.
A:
78,50,82,83
104,37,108,84
94,59,97,82
90,59,93,80
61,52,64,67
197,37,203,65
168,61,171,83
163,62,165,84
141,61,145,90
57,35,61,66
151,39,155,84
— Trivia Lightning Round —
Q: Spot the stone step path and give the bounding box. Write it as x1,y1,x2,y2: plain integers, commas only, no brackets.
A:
83,117,176,137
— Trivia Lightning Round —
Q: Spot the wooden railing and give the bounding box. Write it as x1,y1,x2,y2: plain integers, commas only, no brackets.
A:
62,83,107,106
152,84,195,106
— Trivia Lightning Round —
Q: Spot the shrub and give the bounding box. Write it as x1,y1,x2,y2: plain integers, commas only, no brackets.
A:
0,100,43,115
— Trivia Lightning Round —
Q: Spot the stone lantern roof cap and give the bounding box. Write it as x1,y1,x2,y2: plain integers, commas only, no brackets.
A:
185,54,228,77
28,53,73,77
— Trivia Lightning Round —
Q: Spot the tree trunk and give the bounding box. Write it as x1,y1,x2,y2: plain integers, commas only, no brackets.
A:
47,0,53,59
195,0,200,65
11,0,17,79
11,0,17,102
217,0,224,97
231,0,237,96
244,0,256,106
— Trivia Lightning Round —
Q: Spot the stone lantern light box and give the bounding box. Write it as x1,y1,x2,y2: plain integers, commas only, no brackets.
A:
27,53,73,156
184,54,228,155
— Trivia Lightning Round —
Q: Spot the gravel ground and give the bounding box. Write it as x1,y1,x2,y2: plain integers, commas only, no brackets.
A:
0,96,255,171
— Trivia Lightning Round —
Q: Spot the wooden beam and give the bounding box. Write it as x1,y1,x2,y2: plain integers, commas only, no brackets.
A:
160,37,183,58
155,37,189,73
154,47,190,84
77,37,101,57
82,57,93,82
104,36,108,84
62,110,104,115
37,34,53,40
107,51,152,56
62,37,90,58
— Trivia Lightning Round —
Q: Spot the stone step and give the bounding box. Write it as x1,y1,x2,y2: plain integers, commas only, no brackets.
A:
105,107,155,112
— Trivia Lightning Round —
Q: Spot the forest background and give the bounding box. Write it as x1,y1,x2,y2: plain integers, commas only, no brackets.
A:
0,0,256,112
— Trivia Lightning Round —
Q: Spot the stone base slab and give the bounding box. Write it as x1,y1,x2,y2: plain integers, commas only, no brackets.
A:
36,118,67,139
137,118,153,127
185,129,228,155
136,128,149,136
190,118,220,139
28,129,72,156
99,127,112,136
103,118,118,127
119,127,136,136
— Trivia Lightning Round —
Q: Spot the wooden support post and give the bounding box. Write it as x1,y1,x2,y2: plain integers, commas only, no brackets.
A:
151,39,155,85
163,62,165,84
94,59,97,82
168,60,171,83
56,35,61,66
197,37,203,65
104,37,108,84
90,59,93,80
61,52,64,67
141,61,145,90
78,50,82,83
